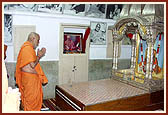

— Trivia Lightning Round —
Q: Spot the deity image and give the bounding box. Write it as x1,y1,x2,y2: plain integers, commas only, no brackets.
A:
137,33,164,76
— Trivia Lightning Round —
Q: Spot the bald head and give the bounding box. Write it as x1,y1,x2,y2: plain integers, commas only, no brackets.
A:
27,32,40,49
27,32,40,41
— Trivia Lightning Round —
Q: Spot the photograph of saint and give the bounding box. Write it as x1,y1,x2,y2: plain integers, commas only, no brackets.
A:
4,14,12,44
64,35,75,51
137,33,164,75
63,4,85,16
90,22,107,45
36,4,63,13
85,4,106,18
106,4,123,20
63,33,82,53
143,49,161,74
4,4,37,11
4,4,63,13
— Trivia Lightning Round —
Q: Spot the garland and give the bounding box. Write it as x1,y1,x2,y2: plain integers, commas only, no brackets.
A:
139,37,146,73
153,33,162,69
139,33,162,73
156,33,162,57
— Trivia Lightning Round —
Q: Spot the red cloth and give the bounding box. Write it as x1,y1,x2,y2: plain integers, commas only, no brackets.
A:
4,45,7,60
127,33,133,39
82,27,90,53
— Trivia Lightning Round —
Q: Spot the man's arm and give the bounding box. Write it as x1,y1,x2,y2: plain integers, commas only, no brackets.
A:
29,56,40,69
29,47,46,69
21,48,46,73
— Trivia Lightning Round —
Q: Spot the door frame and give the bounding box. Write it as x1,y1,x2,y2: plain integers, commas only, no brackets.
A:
58,23,90,85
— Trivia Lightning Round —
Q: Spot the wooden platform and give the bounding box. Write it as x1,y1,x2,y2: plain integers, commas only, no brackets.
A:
55,79,164,111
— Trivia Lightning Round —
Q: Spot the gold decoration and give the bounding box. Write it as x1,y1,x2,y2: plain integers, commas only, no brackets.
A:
135,78,144,84
152,68,164,80
115,72,123,78
135,71,145,79
118,24,126,35
140,24,147,35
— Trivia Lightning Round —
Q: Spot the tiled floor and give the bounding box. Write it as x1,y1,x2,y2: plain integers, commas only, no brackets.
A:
59,78,148,106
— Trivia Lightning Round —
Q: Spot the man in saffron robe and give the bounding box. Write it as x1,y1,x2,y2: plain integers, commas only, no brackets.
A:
15,32,48,111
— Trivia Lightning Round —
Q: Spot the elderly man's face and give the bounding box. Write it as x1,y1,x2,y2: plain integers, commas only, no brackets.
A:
33,36,40,49
67,35,70,39
95,24,101,32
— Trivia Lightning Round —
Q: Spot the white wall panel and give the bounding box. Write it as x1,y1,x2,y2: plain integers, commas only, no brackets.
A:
3,11,121,62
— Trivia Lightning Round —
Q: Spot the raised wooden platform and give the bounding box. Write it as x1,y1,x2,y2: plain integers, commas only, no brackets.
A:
55,79,164,111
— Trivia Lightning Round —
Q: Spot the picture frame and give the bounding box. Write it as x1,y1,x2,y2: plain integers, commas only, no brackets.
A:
63,4,85,16
85,4,106,18
4,4,37,11
63,32,83,54
4,4,63,13
36,4,63,13
4,14,13,45
106,4,123,20
90,21,107,45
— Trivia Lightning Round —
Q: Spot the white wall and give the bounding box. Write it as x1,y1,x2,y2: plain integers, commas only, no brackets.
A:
89,45,107,59
4,11,119,62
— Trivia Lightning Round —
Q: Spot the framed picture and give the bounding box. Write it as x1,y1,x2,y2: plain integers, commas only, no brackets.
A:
63,32,83,54
85,4,106,18
37,4,63,13
4,4,37,11
4,14,13,44
63,4,85,16
4,4,63,13
106,4,123,20
90,21,107,45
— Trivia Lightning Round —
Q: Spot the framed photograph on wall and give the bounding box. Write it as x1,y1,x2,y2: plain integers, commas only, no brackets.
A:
63,32,83,54
63,4,85,16
90,21,107,45
4,14,13,45
85,4,106,18
106,4,123,20
37,4,63,13
4,4,37,11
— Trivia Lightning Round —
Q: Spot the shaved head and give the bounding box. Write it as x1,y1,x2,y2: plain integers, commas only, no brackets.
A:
28,32,40,41
27,32,40,49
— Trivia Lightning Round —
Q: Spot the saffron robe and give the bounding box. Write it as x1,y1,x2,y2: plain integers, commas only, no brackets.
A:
15,41,48,111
